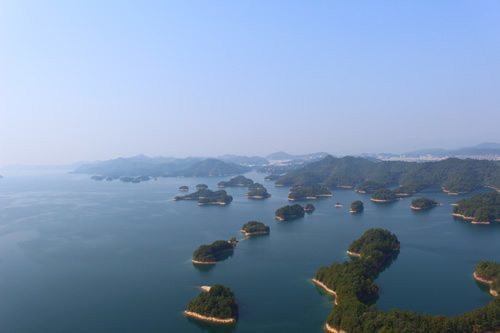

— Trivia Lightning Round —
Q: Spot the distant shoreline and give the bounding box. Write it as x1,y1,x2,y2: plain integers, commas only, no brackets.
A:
452,213,491,225
240,229,269,237
191,259,216,265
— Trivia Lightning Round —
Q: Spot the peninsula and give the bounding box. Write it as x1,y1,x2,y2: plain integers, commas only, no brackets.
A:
313,228,500,333
184,284,238,324
452,192,499,224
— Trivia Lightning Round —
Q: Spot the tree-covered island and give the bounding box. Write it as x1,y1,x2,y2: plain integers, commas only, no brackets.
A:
312,229,500,333
350,200,364,213
218,175,254,188
192,240,235,264
410,197,438,210
355,181,385,194
175,189,233,206
453,192,500,224
179,185,189,192
196,184,208,190
288,184,332,201
247,183,271,199
184,284,238,324
370,188,397,203
304,203,315,213
240,221,270,237
275,204,305,221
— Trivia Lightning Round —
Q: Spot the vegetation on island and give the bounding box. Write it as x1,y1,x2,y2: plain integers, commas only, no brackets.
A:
274,156,500,195
179,185,189,191
247,183,271,199
350,200,364,213
218,175,254,188
192,240,235,263
185,284,238,321
240,221,270,236
475,262,500,296
355,181,385,194
314,229,500,333
275,204,305,221
371,188,397,202
304,203,315,213
175,189,233,205
453,192,500,224
288,184,332,201
411,197,438,210
196,184,208,190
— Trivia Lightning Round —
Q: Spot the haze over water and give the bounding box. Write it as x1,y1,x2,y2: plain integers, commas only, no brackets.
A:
0,171,497,333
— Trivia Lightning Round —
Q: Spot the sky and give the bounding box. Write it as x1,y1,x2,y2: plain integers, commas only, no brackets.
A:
1,0,499,165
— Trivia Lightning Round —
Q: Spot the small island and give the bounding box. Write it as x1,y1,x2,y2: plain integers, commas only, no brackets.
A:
370,188,397,203
304,203,315,213
179,185,189,192
175,189,233,206
192,240,235,264
355,181,384,194
196,184,208,190
410,197,438,210
347,228,400,259
218,175,254,188
288,184,332,201
184,284,238,324
240,221,270,237
275,204,305,221
452,192,499,224
474,262,500,297
350,200,364,213
247,183,271,199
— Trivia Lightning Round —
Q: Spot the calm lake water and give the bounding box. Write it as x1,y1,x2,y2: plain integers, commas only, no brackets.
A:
0,170,498,333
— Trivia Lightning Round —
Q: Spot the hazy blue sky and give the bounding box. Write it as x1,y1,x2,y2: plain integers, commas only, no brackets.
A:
1,1,499,165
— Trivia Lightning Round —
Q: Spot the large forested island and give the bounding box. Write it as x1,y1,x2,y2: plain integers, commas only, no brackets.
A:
474,262,500,297
192,240,235,264
274,156,500,195
184,284,238,324
240,221,270,237
288,184,332,201
313,228,500,333
411,197,438,210
218,175,254,188
275,204,305,221
370,188,397,203
350,200,364,213
247,183,271,199
453,192,500,224
175,188,233,206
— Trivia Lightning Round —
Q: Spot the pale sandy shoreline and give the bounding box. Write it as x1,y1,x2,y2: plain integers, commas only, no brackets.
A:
325,323,347,333
192,259,216,265
370,198,396,203
240,229,269,237
346,250,361,257
473,272,499,297
184,311,236,324
311,278,339,305
452,213,491,224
